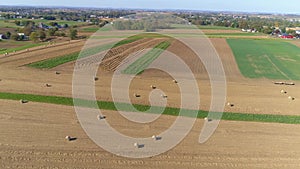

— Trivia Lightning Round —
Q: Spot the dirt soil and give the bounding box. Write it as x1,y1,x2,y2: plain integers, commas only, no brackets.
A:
1,30,300,168
1,100,300,169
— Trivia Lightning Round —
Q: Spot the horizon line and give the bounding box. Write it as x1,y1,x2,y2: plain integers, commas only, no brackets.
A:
0,4,299,15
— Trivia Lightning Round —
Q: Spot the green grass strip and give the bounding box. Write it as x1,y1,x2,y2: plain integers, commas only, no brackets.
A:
27,33,164,69
205,33,263,36
0,43,44,54
198,25,239,30
1,92,300,124
27,43,114,69
122,41,171,75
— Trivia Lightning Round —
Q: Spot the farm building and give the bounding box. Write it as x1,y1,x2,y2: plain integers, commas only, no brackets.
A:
0,34,3,39
286,27,300,35
286,27,300,32
17,33,25,36
17,33,29,40
280,33,294,39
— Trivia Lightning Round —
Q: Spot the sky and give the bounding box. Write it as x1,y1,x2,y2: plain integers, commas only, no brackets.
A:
1,0,299,14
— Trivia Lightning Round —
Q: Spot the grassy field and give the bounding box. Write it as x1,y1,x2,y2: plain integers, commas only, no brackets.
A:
0,20,20,28
171,24,198,29
1,92,300,124
227,39,300,80
0,41,44,54
0,19,88,29
198,25,239,30
122,41,171,75
81,25,113,32
206,32,264,37
82,27,101,32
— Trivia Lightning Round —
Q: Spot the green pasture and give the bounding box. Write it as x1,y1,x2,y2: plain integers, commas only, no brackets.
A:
227,39,300,80
0,41,44,54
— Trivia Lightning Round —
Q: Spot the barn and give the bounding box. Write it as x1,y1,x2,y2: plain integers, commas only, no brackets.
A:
280,33,294,39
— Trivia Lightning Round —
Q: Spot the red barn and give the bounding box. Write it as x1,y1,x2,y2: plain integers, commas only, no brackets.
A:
281,34,294,39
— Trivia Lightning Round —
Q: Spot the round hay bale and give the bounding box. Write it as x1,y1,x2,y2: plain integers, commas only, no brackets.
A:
152,135,162,141
274,82,284,85
204,117,213,122
281,90,287,94
134,142,144,148
227,102,234,107
173,80,178,84
65,136,76,141
65,136,71,141
45,83,52,87
151,85,156,89
94,77,99,81
288,96,295,100
134,93,141,98
20,99,29,104
55,71,61,75
161,94,168,98
285,82,295,86
97,115,106,120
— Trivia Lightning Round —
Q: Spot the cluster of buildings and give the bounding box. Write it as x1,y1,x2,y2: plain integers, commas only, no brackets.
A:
277,27,300,39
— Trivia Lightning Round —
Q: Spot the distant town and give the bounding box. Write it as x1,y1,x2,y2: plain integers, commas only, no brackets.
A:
0,6,299,44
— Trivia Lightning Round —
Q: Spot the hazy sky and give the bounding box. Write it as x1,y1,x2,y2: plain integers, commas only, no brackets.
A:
1,0,299,14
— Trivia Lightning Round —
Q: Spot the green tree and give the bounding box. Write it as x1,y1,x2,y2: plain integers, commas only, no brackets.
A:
69,28,78,40
49,22,58,26
48,28,58,36
29,32,38,42
15,20,21,26
6,31,11,39
11,33,21,41
263,27,273,34
63,24,69,28
20,23,35,36
287,30,297,36
38,30,47,41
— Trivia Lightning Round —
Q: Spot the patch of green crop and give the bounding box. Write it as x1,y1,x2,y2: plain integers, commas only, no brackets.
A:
1,92,300,124
122,41,171,75
227,39,300,80
28,43,114,69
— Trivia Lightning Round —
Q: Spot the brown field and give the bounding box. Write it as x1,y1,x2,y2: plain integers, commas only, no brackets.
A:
1,28,300,168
